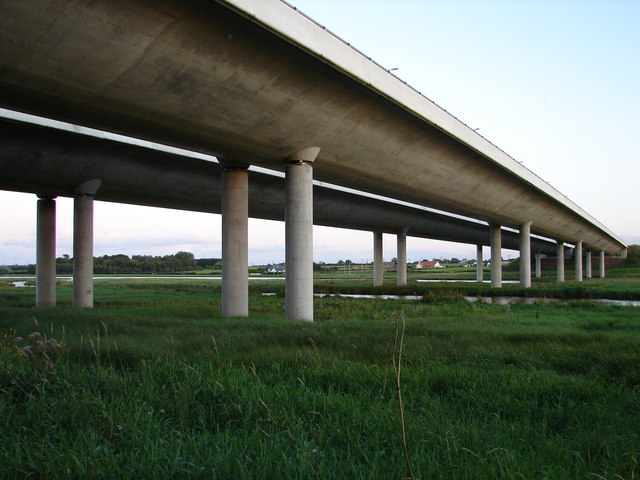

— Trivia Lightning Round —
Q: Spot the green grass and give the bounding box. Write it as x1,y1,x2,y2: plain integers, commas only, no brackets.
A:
1,279,640,479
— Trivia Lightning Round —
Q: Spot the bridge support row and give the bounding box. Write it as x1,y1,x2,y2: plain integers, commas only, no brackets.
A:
32,148,322,321
469,225,606,289
32,168,607,319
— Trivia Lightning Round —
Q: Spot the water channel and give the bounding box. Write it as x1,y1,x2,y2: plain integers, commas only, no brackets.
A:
7,278,639,307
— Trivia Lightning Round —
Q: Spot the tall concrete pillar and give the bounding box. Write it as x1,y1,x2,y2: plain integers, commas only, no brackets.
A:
599,250,605,278
490,224,502,288
519,221,532,288
222,167,249,317
36,196,56,307
285,147,319,322
585,250,592,279
73,179,100,308
557,241,565,283
535,253,542,279
396,227,408,286
476,244,483,283
575,240,583,282
373,231,383,286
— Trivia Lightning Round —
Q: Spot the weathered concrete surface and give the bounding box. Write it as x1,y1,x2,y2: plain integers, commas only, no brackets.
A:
222,168,249,317
557,242,565,283
36,196,56,307
519,222,532,288
285,160,315,322
575,241,583,282
0,118,561,255
476,245,483,283
373,232,383,286
73,194,95,308
0,0,625,255
397,229,408,286
490,224,502,288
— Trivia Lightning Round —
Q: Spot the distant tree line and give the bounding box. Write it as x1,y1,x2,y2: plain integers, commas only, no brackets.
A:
55,251,200,274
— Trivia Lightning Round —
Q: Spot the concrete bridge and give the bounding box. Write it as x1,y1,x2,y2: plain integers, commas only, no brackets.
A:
0,0,626,320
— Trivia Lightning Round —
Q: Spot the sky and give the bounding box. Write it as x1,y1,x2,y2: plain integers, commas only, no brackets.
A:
1,0,639,266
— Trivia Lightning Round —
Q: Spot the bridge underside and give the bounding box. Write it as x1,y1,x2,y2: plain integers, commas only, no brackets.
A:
0,0,625,255
0,117,559,254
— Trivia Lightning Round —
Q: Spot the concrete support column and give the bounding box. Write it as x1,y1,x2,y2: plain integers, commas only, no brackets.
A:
396,228,408,286
73,195,95,308
585,250,592,279
490,224,502,288
73,179,100,308
285,147,319,322
575,240,583,282
519,221,532,288
373,231,383,286
599,250,606,279
557,242,565,283
535,253,542,279
222,167,249,317
476,244,483,283
36,196,56,307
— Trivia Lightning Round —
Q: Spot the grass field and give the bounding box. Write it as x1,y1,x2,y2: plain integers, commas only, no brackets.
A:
1,277,640,479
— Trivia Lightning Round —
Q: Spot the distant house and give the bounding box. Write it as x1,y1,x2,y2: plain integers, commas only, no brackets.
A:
265,266,285,274
383,261,397,271
416,260,444,269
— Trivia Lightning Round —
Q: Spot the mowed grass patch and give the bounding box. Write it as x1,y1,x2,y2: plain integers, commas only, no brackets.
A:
1,280,640,479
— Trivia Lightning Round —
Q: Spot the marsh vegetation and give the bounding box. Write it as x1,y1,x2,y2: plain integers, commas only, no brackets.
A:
1,277,639,479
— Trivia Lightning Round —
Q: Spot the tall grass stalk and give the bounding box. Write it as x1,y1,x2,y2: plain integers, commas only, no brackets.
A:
391,311,416,480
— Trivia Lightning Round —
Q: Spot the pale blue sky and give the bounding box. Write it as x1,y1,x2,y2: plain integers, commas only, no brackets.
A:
1,0,638,265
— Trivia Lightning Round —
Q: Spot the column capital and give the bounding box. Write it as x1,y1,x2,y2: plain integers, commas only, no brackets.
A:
218,157,250,170
37,194,57,200
74,178,101,196
285,146,320,164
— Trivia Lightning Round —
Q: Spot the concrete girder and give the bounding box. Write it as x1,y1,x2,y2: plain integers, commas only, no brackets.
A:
0,118,563,255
